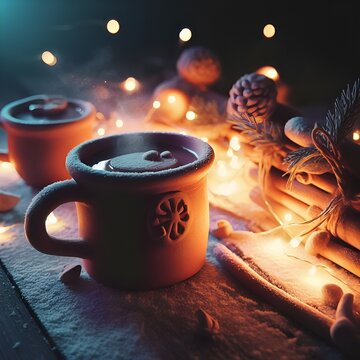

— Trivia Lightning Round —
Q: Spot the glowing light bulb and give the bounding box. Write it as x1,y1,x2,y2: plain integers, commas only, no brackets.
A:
41,51,57,66
152,100,161,109
284,213,293,222
97,128,105,136
229,136,241,151
256,66,280,82
167,95,176,104
353,131,360,141
107,19,120,34
263,24,276,38
217,160,229,178
123,77,138,92
230,155,241,169
290,237,301,248
185,111,196,121
1,161,13,170
308,265,317,276
115,119,124,128
179,28,192,42
46,212,58,226
227,149,234,157
0,226,8,234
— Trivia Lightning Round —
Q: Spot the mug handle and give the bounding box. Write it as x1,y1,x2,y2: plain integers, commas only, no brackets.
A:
25,179,93,259
0,119,10,162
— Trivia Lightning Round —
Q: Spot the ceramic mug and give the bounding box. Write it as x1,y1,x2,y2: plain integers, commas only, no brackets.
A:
25,132,215,289
0,95,95,188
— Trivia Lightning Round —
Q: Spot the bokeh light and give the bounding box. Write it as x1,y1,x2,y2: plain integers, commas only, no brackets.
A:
263,24,276,38
122,77,139,92
46,212,58,226
41,51,57,66
290,237,301,248
97,127,105,136
152,100,161,109
115,119,124,128
353,131,360,141
107,19,120,34
185,110,196,121
167,95,176,104
179,28,192,42
256,66,280,82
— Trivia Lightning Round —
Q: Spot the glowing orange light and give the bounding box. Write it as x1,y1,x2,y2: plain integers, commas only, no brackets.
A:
107,19,120,34
97,128,105,136
229,136,241,151
256,66,280,82
167,95,176,104
308,265,317,276
153,88,189,121
41,51,57,66
353,131,360,141
0,162,14,170
230,155,241,170
115,119,124,128
46,212,58,226
263,24,276,38
201,137,208,143
0,226,8,234
185,111,196,121
227,149,234,158
152,100,161,109
290,237,301,248
122,77,139,92
179,28,192,42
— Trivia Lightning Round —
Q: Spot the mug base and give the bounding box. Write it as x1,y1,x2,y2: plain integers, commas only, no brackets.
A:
82,259,206,290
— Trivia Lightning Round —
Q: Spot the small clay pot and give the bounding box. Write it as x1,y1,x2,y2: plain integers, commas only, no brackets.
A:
0,95,95,188
25,132,215,289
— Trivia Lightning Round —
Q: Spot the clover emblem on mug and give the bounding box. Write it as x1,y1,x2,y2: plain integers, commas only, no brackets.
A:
149,192,190,244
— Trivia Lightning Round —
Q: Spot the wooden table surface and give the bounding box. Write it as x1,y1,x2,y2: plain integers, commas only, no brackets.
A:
0,261,60,359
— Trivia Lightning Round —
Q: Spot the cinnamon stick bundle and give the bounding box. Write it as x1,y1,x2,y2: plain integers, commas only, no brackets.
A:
240,141,336,194
250,167,360,252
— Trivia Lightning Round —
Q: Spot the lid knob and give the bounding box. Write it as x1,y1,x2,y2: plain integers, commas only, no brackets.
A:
29,96,68,117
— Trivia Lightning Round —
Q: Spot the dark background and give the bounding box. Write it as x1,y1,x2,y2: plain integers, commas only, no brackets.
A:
1,0,360,110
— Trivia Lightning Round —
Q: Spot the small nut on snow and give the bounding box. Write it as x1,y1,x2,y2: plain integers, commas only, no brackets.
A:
321,284,343,308
59,264,82,284
212,220,233,238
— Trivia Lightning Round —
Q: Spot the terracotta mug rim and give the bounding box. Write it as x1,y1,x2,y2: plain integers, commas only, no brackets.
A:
66,132,215,190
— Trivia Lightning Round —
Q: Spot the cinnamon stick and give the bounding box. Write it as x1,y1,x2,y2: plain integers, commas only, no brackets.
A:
241,141,336,193
213,244,335,344
295,172,337,194
305,231,360,278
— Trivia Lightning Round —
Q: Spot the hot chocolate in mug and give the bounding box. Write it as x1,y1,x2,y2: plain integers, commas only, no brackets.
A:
0,95,95,188
25,132,215,289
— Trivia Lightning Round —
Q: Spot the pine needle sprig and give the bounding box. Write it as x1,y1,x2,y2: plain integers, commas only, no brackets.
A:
228,111,287,224
284,78,360,189
283,78,360,235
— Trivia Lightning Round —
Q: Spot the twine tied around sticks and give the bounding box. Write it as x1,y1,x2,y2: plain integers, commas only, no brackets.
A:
280,126,360,237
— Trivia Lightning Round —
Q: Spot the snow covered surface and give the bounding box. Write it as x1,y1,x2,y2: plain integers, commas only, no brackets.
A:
0,102,357,359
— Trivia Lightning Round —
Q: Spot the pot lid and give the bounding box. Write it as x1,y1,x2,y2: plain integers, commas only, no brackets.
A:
1,94,94,126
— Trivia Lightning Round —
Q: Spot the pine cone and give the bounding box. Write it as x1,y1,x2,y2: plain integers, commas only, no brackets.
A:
177,46,221,88
228,73,277,122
